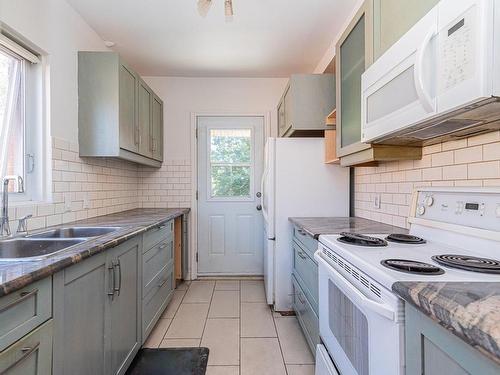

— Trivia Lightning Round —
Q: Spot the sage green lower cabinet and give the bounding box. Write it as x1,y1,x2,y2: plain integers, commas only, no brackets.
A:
291,227,319,356
53,237,141,375
0,320,53,375
405,304,500,375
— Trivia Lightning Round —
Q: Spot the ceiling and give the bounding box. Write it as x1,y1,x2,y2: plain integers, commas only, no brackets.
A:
66,0,357,77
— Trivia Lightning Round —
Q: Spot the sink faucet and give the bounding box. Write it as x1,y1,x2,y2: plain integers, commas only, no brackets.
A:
1,175,24,237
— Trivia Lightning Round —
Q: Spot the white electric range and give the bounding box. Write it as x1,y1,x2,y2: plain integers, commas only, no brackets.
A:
314,188,500,375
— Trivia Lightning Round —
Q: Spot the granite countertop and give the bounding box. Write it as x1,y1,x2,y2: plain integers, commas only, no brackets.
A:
0,208,189,297
393,281,500,365
288,217,408,239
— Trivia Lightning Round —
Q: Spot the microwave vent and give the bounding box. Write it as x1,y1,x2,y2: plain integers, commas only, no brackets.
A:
404,119,484,140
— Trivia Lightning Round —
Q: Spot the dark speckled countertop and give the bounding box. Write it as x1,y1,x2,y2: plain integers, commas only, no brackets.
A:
0,208,189,297
393,282,500,365
288,217,408,239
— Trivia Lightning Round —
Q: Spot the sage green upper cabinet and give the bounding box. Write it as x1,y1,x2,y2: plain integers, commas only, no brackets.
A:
373,0,439,60
336,0,373,159
119,63,139,154
151,94,164,162
335,0,422,166
78,52,163,167
278,74,336,137
138,79,153,158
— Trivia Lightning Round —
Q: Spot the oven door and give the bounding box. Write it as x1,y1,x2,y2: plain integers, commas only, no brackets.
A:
316,252,403,375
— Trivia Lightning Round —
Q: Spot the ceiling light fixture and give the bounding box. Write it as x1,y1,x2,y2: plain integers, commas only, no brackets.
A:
197,0,234,21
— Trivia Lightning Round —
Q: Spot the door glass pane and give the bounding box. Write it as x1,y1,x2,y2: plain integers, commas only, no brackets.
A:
209,128,252,198
329,279,369,375
211,165,251,197
210,129,251,163
341,15,365,148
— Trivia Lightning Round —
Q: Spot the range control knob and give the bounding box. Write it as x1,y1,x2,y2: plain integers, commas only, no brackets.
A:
424,195,434,207
417,204,426,216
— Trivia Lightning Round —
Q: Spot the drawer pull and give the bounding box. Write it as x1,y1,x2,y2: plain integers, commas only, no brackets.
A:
297,229,306,236
2,342,40,373
158,278,168,288
159,243,168,249
297,293,306,305
158,225,166,230
297,251,307,260
0,289,38,314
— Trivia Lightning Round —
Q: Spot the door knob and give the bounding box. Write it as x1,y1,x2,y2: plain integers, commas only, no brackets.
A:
256,205,262,211
256,192,262,198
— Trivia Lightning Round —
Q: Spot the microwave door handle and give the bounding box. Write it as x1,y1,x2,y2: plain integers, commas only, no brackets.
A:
414,29,437,113
316,253,395,321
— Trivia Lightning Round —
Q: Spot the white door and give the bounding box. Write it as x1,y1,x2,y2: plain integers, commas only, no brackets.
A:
197,116,264,275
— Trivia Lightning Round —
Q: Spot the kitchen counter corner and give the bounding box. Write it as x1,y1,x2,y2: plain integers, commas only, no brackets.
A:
393,281,500,366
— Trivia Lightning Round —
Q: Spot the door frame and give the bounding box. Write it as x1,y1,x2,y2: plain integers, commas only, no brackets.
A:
189,111,272,280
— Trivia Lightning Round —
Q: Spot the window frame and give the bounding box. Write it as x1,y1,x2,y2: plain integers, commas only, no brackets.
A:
206,126,255,202
0,32,47,204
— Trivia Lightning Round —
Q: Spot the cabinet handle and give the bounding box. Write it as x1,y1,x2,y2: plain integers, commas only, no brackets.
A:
297,229,306,236
114,260,122,296
2,342,40,372
134,127,139,145
297,251,307,260
107,264,115,297
0,289,38,314
159,243,168,249
158,278,168,288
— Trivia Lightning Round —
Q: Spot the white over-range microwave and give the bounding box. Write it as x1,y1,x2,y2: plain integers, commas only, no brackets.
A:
361,0,500,146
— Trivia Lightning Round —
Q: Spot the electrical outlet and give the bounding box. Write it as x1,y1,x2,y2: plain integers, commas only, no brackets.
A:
374,194,381,209
82,193,90,209
64,193,72,212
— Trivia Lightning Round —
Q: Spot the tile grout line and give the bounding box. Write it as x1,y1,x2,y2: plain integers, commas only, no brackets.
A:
159,284,190,346
272,310,290,375
199,281,217,349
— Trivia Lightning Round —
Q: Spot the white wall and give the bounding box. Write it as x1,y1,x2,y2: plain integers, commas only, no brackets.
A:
0,0,107,143
143,77,288,160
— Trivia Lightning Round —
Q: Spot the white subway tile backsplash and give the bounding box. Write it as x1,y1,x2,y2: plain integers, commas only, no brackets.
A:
355,132,500,229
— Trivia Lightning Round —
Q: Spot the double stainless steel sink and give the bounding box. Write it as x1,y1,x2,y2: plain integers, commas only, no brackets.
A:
0,226,122,261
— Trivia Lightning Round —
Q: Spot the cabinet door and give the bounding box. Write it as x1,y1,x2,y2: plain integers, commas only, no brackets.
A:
107,239,140,375
53,253,109,375
151,95,163,161
283,86,293,136
0,320,52,375
373,0,438,59
336,0,373,157
138,80,153,158
119,63,138,153
405,304,500,375
277,99,285,137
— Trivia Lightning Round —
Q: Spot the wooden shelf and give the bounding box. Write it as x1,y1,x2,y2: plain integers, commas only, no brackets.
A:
325,109,336,126
324,129,340,164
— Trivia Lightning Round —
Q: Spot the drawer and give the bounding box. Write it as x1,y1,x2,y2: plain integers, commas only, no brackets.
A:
292,240,318,313
0,319,53,375
292,275,319,356
0,278,52,352
142,264,174,338
143,239,173,296
293,226,318,260
143,220,173,251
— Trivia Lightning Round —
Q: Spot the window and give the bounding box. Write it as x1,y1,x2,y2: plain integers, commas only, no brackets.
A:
0,33,43,200
209,128,253,198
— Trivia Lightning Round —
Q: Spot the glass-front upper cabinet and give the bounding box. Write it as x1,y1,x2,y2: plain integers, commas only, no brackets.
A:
373,0,439,60
336,0,373,158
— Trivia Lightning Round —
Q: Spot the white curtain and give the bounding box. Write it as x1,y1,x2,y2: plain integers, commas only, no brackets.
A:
0,52,21,178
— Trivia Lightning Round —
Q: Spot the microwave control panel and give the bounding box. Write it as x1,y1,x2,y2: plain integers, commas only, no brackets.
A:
438,5,476,92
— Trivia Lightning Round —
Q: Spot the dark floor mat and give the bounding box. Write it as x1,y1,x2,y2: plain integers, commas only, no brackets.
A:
126,347,209,375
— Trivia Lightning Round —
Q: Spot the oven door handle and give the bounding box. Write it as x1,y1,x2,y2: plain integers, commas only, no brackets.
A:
316,252,395,321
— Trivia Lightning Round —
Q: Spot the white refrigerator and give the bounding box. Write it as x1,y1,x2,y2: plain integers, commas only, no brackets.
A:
261,137,349,311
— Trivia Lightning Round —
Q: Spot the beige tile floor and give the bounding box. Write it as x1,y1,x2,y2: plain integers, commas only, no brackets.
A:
144,279,315,375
